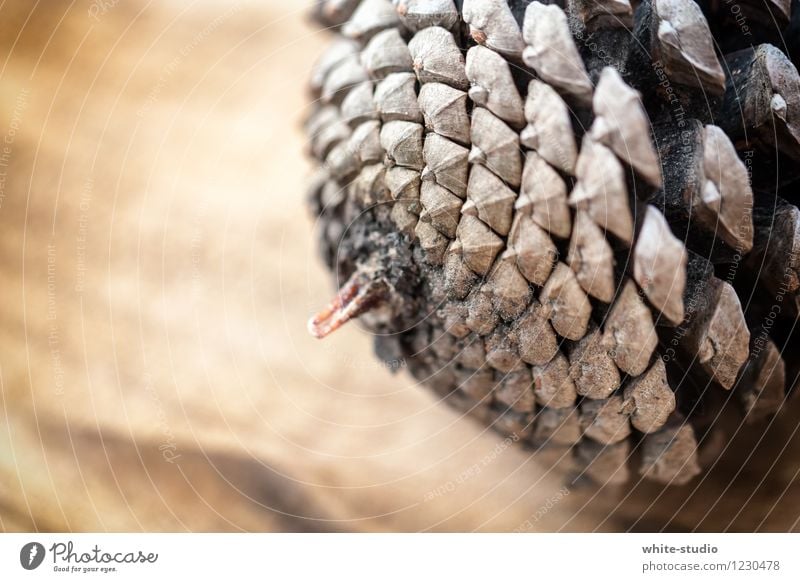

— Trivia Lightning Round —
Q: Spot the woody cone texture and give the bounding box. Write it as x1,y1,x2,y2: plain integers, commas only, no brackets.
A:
305,0,800,486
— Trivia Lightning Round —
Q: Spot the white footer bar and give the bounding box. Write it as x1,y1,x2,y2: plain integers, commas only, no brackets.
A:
1,533,796,580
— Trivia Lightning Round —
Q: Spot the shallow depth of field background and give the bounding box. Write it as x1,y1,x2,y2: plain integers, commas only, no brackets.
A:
1,0,799,532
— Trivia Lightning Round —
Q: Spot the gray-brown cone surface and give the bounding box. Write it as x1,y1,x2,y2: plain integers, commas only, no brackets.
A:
305,0,800,487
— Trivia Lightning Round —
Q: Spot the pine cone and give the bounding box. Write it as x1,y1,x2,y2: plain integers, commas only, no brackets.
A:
304,0,800,487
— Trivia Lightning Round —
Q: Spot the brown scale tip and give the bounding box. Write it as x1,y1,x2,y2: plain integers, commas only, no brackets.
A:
308,268,389,339
470,26,487,45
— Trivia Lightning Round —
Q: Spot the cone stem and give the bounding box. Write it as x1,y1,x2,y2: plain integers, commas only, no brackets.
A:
308,270,387,339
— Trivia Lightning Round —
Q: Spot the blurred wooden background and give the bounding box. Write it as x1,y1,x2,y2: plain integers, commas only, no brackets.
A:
1,0,798,532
